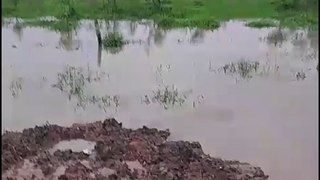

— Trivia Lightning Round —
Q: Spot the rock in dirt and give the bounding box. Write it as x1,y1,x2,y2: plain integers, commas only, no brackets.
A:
2,118,269,180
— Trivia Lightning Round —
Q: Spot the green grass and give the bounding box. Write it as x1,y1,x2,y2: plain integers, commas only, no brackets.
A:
102,32,126,48
2,0,318,29
246,19,278,28
102,32,126,54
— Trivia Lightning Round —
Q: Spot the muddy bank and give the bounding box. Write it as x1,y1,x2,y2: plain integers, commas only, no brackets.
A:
2,118,268,180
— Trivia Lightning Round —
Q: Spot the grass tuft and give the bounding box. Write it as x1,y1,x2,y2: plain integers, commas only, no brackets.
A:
246,19,278,28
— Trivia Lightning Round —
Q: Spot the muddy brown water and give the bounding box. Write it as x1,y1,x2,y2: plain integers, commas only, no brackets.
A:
1,19,318,180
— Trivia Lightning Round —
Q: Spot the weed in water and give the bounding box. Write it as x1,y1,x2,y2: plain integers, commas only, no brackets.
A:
52,65,118,112
143,84,189,110
10,77,23,98
218,60,260,81
296,70,306,80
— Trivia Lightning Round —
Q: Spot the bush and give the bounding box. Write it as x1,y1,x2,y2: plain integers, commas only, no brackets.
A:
102,32,125,48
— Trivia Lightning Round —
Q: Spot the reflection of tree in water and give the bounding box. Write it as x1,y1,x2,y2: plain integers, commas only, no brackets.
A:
144,22,167,55
154,25,166,46
94,20,102,67
13,19,23,42
111,20,120,32
291,31,309,49
290,30,318,62
59,30,81,51
129,21,137,36
190,29,205,44
265,28,287,47
101,20,125,55
307,29,319,50
144,26,153,56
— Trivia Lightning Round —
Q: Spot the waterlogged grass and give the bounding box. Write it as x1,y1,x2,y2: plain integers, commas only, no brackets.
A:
156,16,219,29
142,85,189,110
52,65,119,112
24,19,78,32
246,19,278,28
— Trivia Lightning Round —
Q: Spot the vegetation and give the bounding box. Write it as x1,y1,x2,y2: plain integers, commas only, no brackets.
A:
246,19,278,28
102,32,126,48
143,85,188,109
24,19,78,32
102,32,126,54
52,65,119,112
2,0,318,29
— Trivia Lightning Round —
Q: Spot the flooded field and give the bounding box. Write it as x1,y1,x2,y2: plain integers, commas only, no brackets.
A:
2,19,318,180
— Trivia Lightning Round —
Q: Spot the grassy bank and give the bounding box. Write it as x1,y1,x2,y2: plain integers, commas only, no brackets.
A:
2,0,318,29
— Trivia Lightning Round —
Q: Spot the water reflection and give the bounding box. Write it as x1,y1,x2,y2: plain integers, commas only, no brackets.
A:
265,28,288,47
94,20,102,67
128,21,137,36
190,29,205,44
58,30,81,51
13,19,23,42
154,27,166,46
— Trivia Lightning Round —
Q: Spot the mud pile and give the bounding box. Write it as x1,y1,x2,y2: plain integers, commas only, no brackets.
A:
2,118,268,180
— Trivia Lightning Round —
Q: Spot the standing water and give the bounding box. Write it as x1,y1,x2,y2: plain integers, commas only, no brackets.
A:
1,19,318,180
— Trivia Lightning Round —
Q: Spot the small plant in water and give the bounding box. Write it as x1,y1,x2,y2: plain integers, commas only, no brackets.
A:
219,60,260,80
296,70,306,80
10,77,23,98
52,65,118,112
143,85,188,109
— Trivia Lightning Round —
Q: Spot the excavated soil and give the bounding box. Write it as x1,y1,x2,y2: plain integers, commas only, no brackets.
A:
2,118,269,180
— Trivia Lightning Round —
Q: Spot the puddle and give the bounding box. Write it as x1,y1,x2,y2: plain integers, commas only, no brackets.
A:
1,19,318,180
50,139,96,154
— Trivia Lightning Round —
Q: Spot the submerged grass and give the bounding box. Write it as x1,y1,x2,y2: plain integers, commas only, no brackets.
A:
52,65,119,112
24,19,78,32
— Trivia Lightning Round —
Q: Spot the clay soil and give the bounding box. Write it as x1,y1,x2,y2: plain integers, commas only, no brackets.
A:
2,118,269,180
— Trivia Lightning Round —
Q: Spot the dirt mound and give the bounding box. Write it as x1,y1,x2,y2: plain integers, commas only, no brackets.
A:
2,118,268,180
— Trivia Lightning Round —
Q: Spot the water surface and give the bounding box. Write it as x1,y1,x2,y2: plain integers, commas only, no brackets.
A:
2,19,318,180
